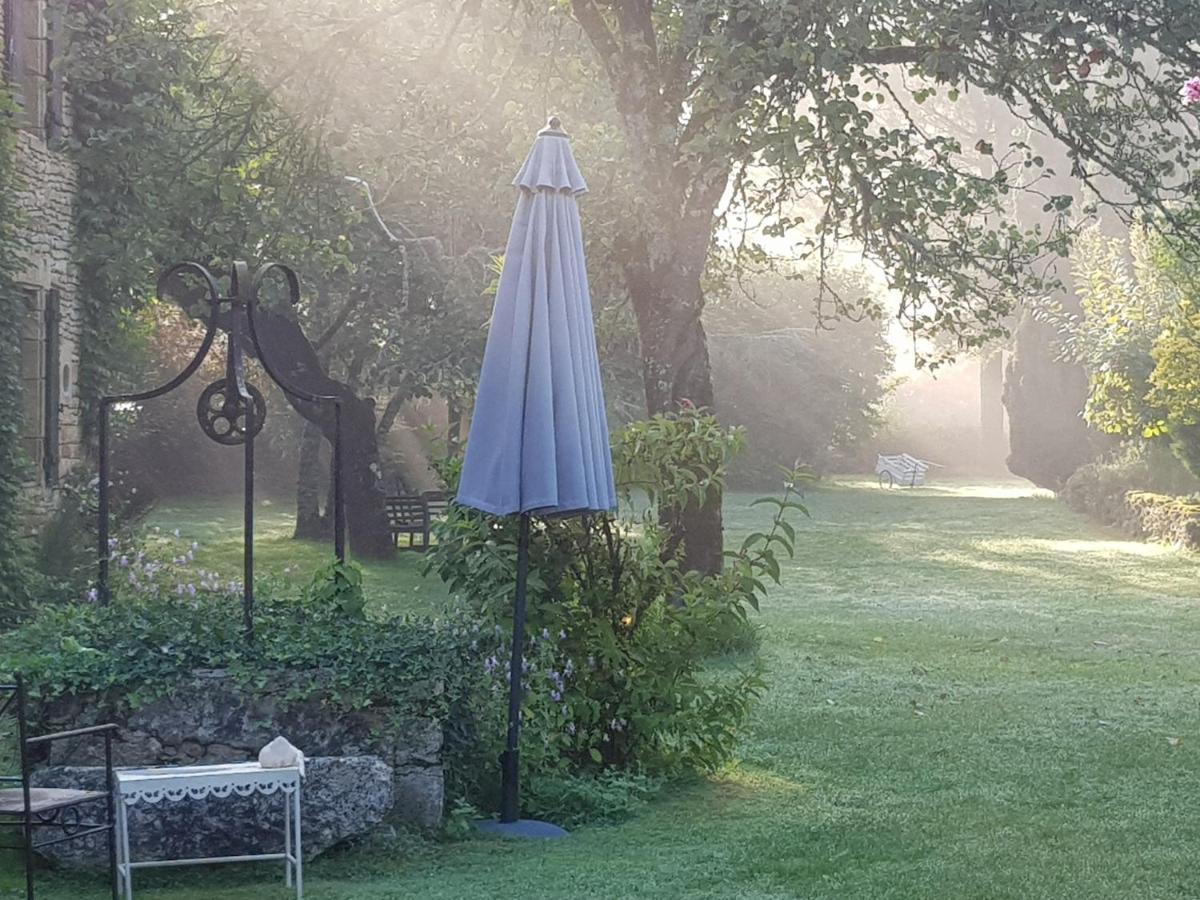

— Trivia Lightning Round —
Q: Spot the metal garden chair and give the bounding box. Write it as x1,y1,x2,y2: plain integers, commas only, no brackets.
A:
0,675,118,899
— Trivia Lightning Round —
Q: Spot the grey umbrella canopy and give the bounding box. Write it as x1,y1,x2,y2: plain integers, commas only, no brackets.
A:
457,118,616,517
458,117,616,831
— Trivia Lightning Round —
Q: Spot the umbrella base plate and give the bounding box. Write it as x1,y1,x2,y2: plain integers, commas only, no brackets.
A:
474,819,569,839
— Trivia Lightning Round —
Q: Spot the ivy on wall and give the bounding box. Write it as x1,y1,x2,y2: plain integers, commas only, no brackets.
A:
0,85,34,622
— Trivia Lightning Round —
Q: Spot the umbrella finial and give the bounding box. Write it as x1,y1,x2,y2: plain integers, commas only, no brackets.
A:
539,115,568,137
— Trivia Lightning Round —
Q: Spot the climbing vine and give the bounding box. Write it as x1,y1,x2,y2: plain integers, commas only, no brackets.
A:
0,84,34,623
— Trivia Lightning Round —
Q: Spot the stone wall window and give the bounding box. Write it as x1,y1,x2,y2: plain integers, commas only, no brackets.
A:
19,288,61,486
3,0,63,139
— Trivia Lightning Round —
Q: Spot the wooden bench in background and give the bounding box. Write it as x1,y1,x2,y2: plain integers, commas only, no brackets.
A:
384,491,450,551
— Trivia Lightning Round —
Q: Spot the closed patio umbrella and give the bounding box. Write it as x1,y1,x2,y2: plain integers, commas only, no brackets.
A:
457,117,616,834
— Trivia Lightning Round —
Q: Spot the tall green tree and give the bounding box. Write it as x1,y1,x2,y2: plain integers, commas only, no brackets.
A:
64,0,492,556
1071,218,1200,478
78,0,1200,571
506,0,1198,570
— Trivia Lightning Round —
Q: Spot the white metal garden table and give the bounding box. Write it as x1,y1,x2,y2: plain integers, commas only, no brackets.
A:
114,761,302,900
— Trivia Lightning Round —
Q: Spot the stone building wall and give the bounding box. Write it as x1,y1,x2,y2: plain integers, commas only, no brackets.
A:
4,0,85,520
14,130,84,515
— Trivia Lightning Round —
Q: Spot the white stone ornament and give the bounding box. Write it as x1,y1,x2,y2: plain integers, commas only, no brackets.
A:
259,736,306,778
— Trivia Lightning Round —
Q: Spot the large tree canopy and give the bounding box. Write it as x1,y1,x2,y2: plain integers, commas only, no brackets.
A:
523,0,1196,569
66,0,1200,571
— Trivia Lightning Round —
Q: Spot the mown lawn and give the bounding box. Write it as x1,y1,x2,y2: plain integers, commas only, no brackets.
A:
9,478,1200,899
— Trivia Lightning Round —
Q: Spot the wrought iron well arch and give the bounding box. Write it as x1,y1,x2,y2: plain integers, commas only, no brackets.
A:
97,260,346,640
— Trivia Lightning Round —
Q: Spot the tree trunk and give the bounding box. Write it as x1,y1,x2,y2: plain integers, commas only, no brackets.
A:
293,419,328,539
624,223,723,575
979,350,1007,473
251,307,394,558
1003,310,1097,491
447,396,462,461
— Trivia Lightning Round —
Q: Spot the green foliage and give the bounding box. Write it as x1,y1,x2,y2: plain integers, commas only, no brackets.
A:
440,796,483,842
1124,490,1200,550
524,769,660,828
1063,441,1200,530
0,84,34,626
33,465,157,605
613,407,744,511
0,574,477,722
430,410,806,815
26,482,1200,899
307,559,367,619
544,1,1200,363
61,0,489,441
1070,218,1200,478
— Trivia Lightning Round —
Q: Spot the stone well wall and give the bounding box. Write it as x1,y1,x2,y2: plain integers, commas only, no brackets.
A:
38,671,444,828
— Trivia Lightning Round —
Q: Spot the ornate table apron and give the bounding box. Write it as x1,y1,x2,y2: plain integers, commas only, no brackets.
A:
114,761,302,900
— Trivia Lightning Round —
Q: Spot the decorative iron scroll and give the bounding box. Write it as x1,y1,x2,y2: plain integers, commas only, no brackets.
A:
96,260,347,640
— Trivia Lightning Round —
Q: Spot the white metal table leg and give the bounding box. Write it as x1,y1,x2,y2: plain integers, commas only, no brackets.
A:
117,798,133,900
292,783,303,900
284,788,292,888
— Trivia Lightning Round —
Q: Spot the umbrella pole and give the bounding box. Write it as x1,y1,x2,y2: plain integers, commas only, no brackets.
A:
500,511,531,824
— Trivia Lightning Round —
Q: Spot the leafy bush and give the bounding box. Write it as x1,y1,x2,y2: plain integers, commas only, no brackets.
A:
0,539,478,723
1063,442,1200,531
430,409,805,812
33,464,157,605
1070,217,1200,478
1125,492,1200,550
525,770,661,828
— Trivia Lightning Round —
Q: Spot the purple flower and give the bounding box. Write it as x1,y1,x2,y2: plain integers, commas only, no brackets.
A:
484,655,498,674
541,628,551,641
550,689,562,702
86,587,99,603
1183,77,1200,107
118,555,129,568
565,723,576,735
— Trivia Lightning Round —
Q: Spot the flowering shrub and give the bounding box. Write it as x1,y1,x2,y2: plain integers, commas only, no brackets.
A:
431,410,806,814
31,464,156,609
1182,76,1200,107
100,528,240,603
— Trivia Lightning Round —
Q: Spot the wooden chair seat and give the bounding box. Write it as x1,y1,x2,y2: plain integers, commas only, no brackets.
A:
0,787,106,816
